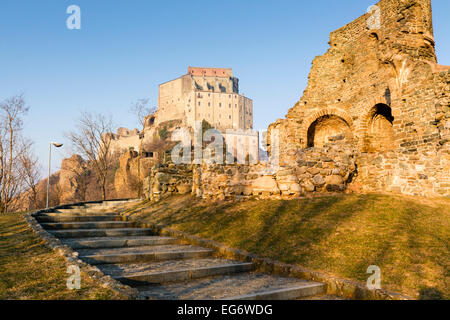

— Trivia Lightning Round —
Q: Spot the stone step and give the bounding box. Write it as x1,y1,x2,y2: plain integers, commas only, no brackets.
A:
227,282,327,300
41,221,135,230
42,211,119,217
61,236,178,249
54,208,117,214
49,228,154,238
78,245,213,265
80,200,138,208
297,294,344,300
98,259,254,285
138,273,326,300
36,202,328,301
35,215,122,223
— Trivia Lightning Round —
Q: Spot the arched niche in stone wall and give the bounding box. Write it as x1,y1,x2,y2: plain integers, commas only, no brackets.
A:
307,115,353,148
363,103,395,153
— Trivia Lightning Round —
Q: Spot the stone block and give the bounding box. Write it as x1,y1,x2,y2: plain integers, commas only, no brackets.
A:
312,175,326,187
252,176,280,194
303,179,315,192
325,175,344,185
176,184,191,194
289,183,302,193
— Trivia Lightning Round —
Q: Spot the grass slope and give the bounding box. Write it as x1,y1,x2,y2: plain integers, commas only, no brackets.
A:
0,213,125,300
128,194,449,299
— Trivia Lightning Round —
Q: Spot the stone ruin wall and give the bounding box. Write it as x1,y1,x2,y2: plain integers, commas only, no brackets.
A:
109,127,142,155
145,143,358,202
268,0,449,198
144,164,193,202
193,143,357,200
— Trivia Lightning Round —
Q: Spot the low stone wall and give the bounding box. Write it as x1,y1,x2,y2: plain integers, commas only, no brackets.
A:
143,144,358,201
145,164,193,202
293,143,358,194
193,144,357,200
354,149,449,198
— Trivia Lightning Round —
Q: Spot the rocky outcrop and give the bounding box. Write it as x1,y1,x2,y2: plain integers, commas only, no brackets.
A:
59,155,86,204
114,151,157,199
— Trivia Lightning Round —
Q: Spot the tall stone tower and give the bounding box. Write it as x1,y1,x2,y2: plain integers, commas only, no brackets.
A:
156,67,253,131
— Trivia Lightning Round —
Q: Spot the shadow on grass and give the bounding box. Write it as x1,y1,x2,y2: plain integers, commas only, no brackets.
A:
419,287,444,300
135,193,449,299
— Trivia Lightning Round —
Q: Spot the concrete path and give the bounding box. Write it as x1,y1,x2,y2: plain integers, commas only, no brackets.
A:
36,203,326,300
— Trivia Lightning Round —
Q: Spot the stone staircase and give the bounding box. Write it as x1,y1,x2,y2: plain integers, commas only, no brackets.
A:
35,202,326,300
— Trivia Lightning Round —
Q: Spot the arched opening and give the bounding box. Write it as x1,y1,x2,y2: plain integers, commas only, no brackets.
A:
364,104,395,152
307,115,353,148
144,116,156,128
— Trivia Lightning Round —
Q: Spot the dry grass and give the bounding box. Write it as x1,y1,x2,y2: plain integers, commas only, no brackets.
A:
128,193,450,299
0,213,126,300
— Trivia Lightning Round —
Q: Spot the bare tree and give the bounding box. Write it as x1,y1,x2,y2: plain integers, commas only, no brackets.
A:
73,165,91,202
18,140,42,210
0,95,30,213
67,112,114,201
130,98,156,130
49,174,62,207
61,154,91,203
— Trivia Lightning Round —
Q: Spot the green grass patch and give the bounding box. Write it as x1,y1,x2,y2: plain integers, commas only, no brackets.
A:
0,213,125,300
129,193,450,299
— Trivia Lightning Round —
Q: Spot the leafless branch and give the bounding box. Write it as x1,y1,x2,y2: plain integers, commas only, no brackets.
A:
66,112,114,200
0,94,31,213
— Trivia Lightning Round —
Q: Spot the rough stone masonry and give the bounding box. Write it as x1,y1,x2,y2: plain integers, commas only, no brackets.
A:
268,0,449,198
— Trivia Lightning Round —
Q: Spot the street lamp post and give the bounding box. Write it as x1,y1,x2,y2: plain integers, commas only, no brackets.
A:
46,142,63,209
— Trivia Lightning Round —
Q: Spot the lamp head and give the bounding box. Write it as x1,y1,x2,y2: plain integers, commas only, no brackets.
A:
51,142,63,148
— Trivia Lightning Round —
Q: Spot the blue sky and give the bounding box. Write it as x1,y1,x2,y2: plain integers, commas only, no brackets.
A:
1,0,449,175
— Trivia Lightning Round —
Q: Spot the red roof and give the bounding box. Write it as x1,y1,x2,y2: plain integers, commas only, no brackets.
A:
188,67,233,78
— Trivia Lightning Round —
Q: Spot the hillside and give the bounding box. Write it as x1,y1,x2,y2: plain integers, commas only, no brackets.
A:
0,213,126,299
125,193,450,299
